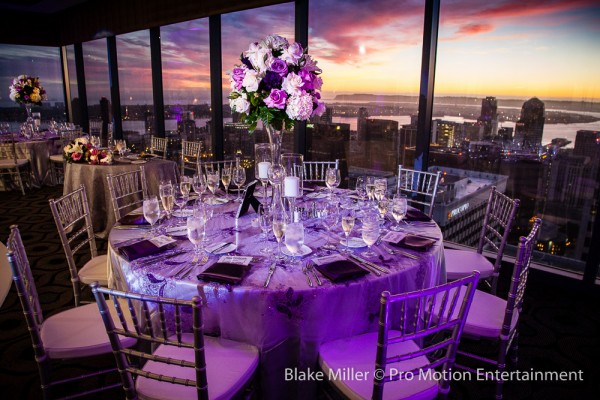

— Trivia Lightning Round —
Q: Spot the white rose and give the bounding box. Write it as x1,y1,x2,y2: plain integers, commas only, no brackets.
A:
242,70,260,92
282,72,304,95
64,144,73,154
245,42,272,73
262,35,289,51
230,95,251,114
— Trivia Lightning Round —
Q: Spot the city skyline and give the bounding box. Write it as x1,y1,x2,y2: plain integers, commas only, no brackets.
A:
0,0,599,106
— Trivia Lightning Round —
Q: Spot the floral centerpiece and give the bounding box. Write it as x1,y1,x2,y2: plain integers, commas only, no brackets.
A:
9,75,46,105
228,34,325,132
89,148,114,165
63,137,114,165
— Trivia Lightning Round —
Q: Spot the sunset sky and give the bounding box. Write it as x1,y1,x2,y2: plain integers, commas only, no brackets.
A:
1,0,599,107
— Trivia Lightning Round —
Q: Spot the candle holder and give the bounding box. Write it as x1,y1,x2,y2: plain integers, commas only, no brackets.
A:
255,143,272,203
281,153,304,219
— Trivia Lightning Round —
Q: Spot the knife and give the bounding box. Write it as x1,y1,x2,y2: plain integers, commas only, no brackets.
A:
136,250,187,266
348,255,381,276
350,254,390,274
264,262,277,288
208,242,233,254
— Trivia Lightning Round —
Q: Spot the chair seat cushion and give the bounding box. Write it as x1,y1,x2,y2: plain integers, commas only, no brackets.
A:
444,249,494,280
78,255,108,286
318,331,439,400
136,334,259,400
49,154,65,162
41,300,136,359
0,159,28,168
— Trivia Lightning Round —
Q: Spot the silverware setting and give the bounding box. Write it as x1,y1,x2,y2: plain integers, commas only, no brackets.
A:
306,261,322,286
349,254,390,275
174,254,209,279
348,254,381,276
302,264,313,287
264,262,277,288
209,242,233,254
136,250,187,266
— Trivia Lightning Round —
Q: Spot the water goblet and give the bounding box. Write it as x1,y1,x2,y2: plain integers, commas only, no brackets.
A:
221,166,232,199
284,220,305,266
232,165,246,202
258,205,273,254
272,208,287,260
377,196,390,226
361,218,380,258
365,176,376,203
159,181,174,220
325,167,341,199
173,189,189,217
340,209,356,254
143,196,160,237
180,176,191,196
317,202,340,250
187,215,206,262
355,176,367,202
192,174,206,202
390,194,408,231
206,170,220,198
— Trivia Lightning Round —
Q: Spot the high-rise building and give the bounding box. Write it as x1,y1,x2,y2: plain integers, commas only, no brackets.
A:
573,130,600,158
514,97,545,148
477,96,498,137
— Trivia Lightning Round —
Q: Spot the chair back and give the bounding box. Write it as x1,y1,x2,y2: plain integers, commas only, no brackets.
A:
150,136,168,158
6,225,46,359
0,133,20,164
373,272,480,400
48,184,98,306
477,187,520,278
91,283,208,400
396,165,441,218
181,140,202,176
501,218,541,339
106,166,148,221
200,160,233,176
303,160,339,183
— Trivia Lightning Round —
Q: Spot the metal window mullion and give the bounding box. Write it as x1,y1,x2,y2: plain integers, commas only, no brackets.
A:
107,36,123,140
209,15,224,162
150,27,166,138
59,46,72,122
294,0,308,156
73,43,89,133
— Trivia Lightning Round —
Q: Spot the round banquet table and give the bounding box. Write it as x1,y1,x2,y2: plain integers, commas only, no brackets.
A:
107,193,446,399
64,157,179,239
0,133,60,188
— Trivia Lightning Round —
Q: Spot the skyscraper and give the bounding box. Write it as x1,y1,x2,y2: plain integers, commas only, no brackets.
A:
477,96,498,137
514,97,545,148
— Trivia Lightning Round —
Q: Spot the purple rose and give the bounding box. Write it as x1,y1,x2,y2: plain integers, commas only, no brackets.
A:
260,71,283,91
241,56,253,69
270,59,288,76
264,89,288,110
232,67,246,90
298,69,315,90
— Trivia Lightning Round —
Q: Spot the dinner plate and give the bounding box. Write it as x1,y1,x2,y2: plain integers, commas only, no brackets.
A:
131,160,147,164
282,245,312,257
340,237,367,248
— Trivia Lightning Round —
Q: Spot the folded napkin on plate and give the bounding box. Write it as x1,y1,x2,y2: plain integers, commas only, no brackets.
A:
118,239,175,262
118,213,149,226
405,209,432,222
314,260,369,283
389,235,436,251
197,262,251,285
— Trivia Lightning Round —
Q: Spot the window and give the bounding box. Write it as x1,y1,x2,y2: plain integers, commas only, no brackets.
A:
82,39,110,126
0,44,66,129
64,45,79,125
434,0,600,274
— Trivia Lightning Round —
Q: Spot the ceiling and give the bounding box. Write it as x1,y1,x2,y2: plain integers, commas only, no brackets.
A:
0,0,88,13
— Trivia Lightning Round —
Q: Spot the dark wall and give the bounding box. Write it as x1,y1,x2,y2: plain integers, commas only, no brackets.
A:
1,0,289,46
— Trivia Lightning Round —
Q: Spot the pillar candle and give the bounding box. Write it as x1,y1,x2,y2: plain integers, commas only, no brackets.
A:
284,176,300,197
258,161,271,179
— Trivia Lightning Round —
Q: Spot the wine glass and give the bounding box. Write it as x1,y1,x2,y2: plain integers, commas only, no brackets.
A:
232,165,246,202
206,170,220,198
340,209,355,254
221,165,232,199
142,196,160,237
377,196,390,226
355,176,367,202
159,181,174,219
180,176,191,196
258,205,273,254
284,220,305,265
317,202,340,250
173,189,188,217
374,178,387,201
365,176,376,202
192,174,206,202
325,167,341,199
272,208,287,260
390,194,408,231
361,218,380,258
187,215,205,262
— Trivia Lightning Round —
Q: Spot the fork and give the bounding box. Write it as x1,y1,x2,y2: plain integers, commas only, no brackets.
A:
307,262,322,286
302,265,313,287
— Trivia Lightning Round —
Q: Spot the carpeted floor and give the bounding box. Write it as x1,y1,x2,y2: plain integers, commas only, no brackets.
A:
0,185,599,399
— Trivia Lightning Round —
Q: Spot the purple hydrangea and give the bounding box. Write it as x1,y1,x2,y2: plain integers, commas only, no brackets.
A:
261,71,283,91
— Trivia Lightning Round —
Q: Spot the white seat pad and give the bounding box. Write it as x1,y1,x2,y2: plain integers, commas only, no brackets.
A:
41,300,136,359
79,255,108,285
0,159,28,167
136,334,259,400
49,154,64,162
318,331,439,400
444,249,494,280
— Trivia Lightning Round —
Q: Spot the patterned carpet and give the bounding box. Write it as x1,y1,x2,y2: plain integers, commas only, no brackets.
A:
0,186,599,399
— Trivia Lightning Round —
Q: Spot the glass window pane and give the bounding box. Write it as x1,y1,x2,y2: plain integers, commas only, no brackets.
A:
116,30,154,152
222,3,295,167
65,45,79,125
82,38,110,132
0,44,66,130
161,19,211,163
435,0,600,274
308,0,425,188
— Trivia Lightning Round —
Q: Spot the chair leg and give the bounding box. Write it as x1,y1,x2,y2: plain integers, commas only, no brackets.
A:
510,330,520,364
495,340,509,400
14,167,26,195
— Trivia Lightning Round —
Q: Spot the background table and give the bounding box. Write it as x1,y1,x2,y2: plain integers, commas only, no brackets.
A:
108,197,446,399
64,158,178,239
0,242,12,308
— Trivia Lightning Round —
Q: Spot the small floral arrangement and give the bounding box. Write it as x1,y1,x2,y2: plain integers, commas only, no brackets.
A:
9,75,47,105
228,34,325,131
63,137,90,163
89,148,114,165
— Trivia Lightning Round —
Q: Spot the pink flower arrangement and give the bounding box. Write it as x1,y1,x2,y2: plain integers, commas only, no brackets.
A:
228,34,325,131
9,75,47,105
63,137,114,164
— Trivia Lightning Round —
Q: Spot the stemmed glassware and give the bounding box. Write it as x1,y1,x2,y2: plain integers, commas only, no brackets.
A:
232,164,247,202
317,202,340,250
361,211,380,258
272,208,287,260
284,219,304,265
142,196,160,237
377,196,390,227
187,214,206,262
173,189,188,217
206,170,220,199
390,194,408,231
159,181,174,220
365,176,376,203
340,209,356,254
258,205,273,254
325,167,341,199
221,165,232,199
374,178,387,202
192,174,206,202
255,143,272,202
355,176,367,203
180,176,191,197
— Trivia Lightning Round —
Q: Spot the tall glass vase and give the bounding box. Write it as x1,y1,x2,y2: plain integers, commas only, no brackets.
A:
265,124,286,214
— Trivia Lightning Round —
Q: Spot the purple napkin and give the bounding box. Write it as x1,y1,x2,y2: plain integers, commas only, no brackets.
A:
405,209,432,222
197,263,251,285
389,235,436,251
118,240,175,262
314,260,369,283
118,214,149,226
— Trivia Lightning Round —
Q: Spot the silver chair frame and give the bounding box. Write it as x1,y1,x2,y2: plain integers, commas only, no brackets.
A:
150,135,168,158
396,165,441,218
48,184,100,307
0,135,30,195
303,159,339,183
181,140,202,176
106,166,148,222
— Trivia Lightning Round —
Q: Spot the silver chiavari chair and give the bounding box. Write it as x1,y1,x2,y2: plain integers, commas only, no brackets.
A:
150,135,168,159
0,133,30,195
445,186,520,294
6,225,136,400
49,184,108,307
106,166,148,222
318,272,480,400
181,140,201,176
449,219,541,400
303,159,339,183
396,165,441,218
91,283,259,400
